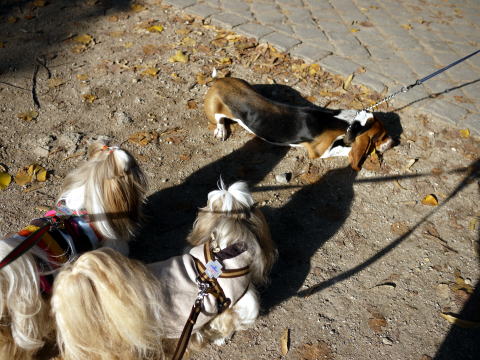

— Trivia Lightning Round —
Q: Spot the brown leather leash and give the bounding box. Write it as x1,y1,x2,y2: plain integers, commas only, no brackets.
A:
172,241,250,360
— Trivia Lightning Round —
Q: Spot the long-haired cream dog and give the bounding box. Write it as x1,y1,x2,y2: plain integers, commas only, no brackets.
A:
0,143,147,360
52,180,277,360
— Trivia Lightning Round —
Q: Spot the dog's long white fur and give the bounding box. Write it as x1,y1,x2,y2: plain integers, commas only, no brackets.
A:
52,180,276,360
0,143,147,360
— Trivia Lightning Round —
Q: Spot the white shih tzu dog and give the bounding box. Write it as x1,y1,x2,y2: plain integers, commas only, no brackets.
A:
0,143,147,360
51,180,277,360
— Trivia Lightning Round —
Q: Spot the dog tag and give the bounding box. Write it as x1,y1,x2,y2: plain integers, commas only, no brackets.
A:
205,260,223,278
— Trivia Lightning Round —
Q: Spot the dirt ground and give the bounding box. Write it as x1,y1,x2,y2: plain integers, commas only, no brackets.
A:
1,1,479,360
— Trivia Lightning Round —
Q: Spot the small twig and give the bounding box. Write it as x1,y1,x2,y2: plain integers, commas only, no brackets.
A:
31,62,41,108
0,81,30,91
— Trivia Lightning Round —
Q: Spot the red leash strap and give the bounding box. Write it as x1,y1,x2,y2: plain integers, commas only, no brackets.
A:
0,223,52,270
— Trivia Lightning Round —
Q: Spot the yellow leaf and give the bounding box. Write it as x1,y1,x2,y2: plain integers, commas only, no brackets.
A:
47,78,65,88
401,24,413,30
14,167,33,186
17,110,39,121
217,57,232,65
180,36,196,46
350,28,360,32
141,67,159,77
421,194,438,206
147,25,164,33
469,216,479,231
36,168,47,182
169,50,189,63
343,73,354,90
440,313,480,328
76,74,88,81
459,128,470,138
82,94,97,103
196,73,211,85
280,328,290,356
7,16,18,23
74,34,93,45
309,63,321,76
124,42,134,48
131,3,146,12
0,172,12,190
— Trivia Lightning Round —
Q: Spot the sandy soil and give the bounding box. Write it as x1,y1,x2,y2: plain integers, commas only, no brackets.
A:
0,1,479,359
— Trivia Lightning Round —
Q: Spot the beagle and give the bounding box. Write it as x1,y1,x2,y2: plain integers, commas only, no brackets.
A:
204,77,394,171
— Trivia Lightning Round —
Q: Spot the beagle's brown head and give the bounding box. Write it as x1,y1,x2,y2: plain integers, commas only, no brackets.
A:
348,117,394,171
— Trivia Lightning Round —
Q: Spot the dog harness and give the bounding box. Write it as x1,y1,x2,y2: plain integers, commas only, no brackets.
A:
146,239,251,360
172,240,251,360
0,202,100,294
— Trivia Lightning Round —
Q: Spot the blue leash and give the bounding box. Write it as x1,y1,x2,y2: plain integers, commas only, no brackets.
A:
362,49,480,112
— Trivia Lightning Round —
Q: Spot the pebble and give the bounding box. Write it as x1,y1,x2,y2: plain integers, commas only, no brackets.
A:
382,337,393,345
275,172,292,184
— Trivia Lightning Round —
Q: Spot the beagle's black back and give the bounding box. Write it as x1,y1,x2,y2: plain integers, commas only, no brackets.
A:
223,93,348,145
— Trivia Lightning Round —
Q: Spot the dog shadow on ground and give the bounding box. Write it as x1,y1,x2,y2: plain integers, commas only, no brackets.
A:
261,165,358,312
131,137,289,262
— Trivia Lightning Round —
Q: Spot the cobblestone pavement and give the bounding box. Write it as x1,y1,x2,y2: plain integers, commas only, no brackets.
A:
165,0,480,134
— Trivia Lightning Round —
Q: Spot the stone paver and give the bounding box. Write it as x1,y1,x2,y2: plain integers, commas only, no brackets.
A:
172,0,480,135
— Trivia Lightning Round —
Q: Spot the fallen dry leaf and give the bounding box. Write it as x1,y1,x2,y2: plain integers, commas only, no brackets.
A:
179,154,191,161
14,167,33,186
165,136,185,145
360,21,374,27
390,221,410,235
36,167,47,182
47,78,65,88
124,42,134,48
468,216,479,231
452,270,474,294
141,67,159,77
459,128,470,138
296,341,333,360
280,328,290,356
368,313,387,333
195,73,212,85
187,100,197,109
82,94,97,103
17,110,39,121
73,34,93,45
401,24,413,30
128,131,159,146
130,3,146,12
343,73,354,90
440,313,480,328
405,158,417,171
309,63,321,76
169,50,189,63
76,74,88,81
0,171,12,190
7,16,18,23
421,194,438,206
350,28,360,32
147,25,164,33
180,37,196,46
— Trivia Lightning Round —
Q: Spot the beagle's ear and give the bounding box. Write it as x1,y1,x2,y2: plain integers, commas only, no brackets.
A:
349,132,372,171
